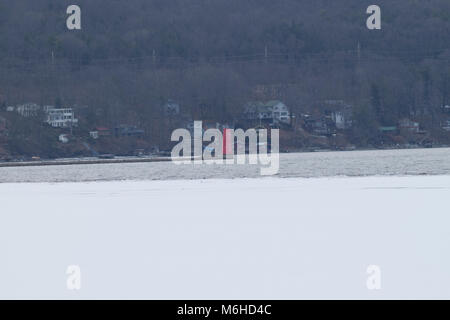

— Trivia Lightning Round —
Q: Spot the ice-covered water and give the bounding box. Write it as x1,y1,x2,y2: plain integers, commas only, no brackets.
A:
1,175,450,299
1,148,450,183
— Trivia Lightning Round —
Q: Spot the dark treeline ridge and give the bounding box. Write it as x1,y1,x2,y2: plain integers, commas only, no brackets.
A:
0,0,450,157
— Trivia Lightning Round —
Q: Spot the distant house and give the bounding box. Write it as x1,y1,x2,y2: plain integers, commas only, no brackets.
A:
303,115,333,136
321,100,353,130
184,120,231,136
42,105,56,112
331,107,353,130
90,127,111,139
243,100,291,126
6,106,15,112
59,134,69,143
115,125,144,137
89,131,99,139
331,111,345,129
267,100,291,124
202,121,219,131
202,121,232,132
244,102,272,121
45,107,78,128
331,110,352,130
441,120,450,131
163,100,181,116
379,126,397,133
96,127,111,136
399,118,420,133
16,103,40,117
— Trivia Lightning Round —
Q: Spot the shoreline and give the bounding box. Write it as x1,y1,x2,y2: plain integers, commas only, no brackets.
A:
0,156,173,168
1,145,450,168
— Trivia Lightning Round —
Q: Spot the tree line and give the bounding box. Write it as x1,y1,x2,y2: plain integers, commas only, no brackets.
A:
0,0,449,153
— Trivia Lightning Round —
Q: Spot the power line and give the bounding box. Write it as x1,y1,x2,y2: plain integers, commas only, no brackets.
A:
0,48,449,72
0,46,449,67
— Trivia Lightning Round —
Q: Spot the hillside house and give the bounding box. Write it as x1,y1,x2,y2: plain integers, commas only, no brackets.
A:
114,125,144,137
202,121,232,131
399,118,420,133
163,100,181,116
243,100,291,126
45,107,78,128
321,100,353,130
6,103,79,128
16,103,40,117
267,100,291,124
379,126,398,133
331,106,353,130
303,115,333,136
59,134,69,143
441,120,450,131
90,127,111,139
89,131,99,139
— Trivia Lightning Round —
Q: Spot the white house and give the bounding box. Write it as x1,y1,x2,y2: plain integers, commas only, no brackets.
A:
59,134,69,143
8,103,79,128
324,100,353,130
45,107,78,128
16,103,40,117
43,105,56,112
441,120,450,131
331,110,353,130
243,100,291,125
267,100,291,124
89,131,99,139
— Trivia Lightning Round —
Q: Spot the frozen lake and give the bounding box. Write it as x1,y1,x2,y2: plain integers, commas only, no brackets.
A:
1,175,449,299
2,147,450,183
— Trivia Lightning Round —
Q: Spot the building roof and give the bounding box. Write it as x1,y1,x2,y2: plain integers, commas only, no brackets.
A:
244,101,287,114
96,127,110,131
379,126,397,132
244,102,270,113
265,100,284,107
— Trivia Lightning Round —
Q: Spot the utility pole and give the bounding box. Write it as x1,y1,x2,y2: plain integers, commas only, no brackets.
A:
49,50,55,85
51,50,60,103
356,42,363,83
264,45,268,64
357,41,361,68
355,41,365,110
